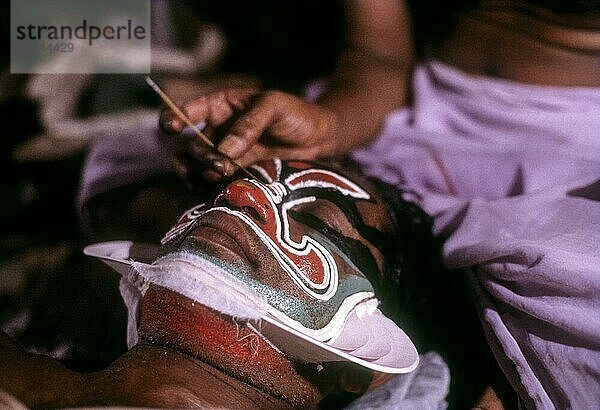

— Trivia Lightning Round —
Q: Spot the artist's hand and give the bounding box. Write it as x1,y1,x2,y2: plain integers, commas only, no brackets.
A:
160,88,338,182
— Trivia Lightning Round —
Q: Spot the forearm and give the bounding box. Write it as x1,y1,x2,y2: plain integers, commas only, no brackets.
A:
318,51,413,153
158,0,415,173
316,0,414,154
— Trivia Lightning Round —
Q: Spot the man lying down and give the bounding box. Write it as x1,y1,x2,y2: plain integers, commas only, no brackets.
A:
1,159,448,408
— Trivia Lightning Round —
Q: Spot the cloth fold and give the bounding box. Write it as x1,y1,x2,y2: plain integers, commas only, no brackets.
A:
352,60,600,408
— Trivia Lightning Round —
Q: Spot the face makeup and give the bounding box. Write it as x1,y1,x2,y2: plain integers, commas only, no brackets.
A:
159,159,395,341
85,159,419,374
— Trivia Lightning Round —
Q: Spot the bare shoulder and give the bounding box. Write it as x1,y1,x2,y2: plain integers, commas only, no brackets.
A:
434,0,600,86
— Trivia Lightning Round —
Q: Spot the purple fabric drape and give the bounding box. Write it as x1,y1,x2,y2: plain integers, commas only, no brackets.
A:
352,61,600,409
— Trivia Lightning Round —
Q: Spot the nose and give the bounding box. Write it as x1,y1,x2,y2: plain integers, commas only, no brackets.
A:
214,180,272,224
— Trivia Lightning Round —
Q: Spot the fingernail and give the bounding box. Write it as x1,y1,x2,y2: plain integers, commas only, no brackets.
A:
222,161,235,176
219,135,246,158
168,119,179,131
213,160,235,177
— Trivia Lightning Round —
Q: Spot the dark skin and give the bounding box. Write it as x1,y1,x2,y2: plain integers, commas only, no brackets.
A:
0,330,297,409
0,256,372,409
160,0,600,183
1,161,402,409
157,2,599,408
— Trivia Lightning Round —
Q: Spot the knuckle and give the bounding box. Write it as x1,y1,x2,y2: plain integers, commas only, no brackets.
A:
233,116,260,139
239,114,260,129
212,90,227,101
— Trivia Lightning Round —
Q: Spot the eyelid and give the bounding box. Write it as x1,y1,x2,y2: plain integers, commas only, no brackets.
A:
289,209,383,277
292,197,388,268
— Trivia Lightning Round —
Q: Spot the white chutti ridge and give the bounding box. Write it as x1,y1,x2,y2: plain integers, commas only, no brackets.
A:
84,241,419,373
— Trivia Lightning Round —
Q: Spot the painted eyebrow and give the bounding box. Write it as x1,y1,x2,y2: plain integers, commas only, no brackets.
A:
287,209,381,281
287,187,393,251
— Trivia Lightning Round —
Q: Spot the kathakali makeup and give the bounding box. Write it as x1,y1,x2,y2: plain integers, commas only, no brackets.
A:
159,159,395,342
84,158,420,374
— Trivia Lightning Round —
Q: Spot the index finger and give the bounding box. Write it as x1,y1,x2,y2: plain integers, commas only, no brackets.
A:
159,88,260,135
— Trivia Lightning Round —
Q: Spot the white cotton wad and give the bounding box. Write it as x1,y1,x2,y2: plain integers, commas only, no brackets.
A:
122,253,267,348
130,252,268,319
83,242,267,347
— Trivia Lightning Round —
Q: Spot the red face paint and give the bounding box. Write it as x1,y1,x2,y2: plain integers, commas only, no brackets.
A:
162,159,371,301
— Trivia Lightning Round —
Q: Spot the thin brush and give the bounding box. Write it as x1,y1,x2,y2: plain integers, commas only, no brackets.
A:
145,76,259,180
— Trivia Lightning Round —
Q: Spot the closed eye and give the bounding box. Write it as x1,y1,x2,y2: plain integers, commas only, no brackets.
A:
292,200,350,233
287,209,381,280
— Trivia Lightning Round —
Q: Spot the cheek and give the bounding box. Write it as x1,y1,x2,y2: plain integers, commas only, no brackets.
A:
309,218,386,276
356,201,391,232
326,237,384,280
243,244,309,300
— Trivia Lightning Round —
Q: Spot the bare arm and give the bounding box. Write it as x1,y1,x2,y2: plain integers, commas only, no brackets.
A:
160,1,414,180
0,331,85,408
319,0,414,149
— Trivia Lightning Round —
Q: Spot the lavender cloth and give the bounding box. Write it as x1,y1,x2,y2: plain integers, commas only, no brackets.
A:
346,352,449,410
353,61,600,409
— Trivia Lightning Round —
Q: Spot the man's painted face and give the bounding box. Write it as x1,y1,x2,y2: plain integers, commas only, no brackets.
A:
160,159,394,341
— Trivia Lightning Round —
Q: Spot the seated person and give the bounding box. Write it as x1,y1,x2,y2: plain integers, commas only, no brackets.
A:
1,159,447,409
